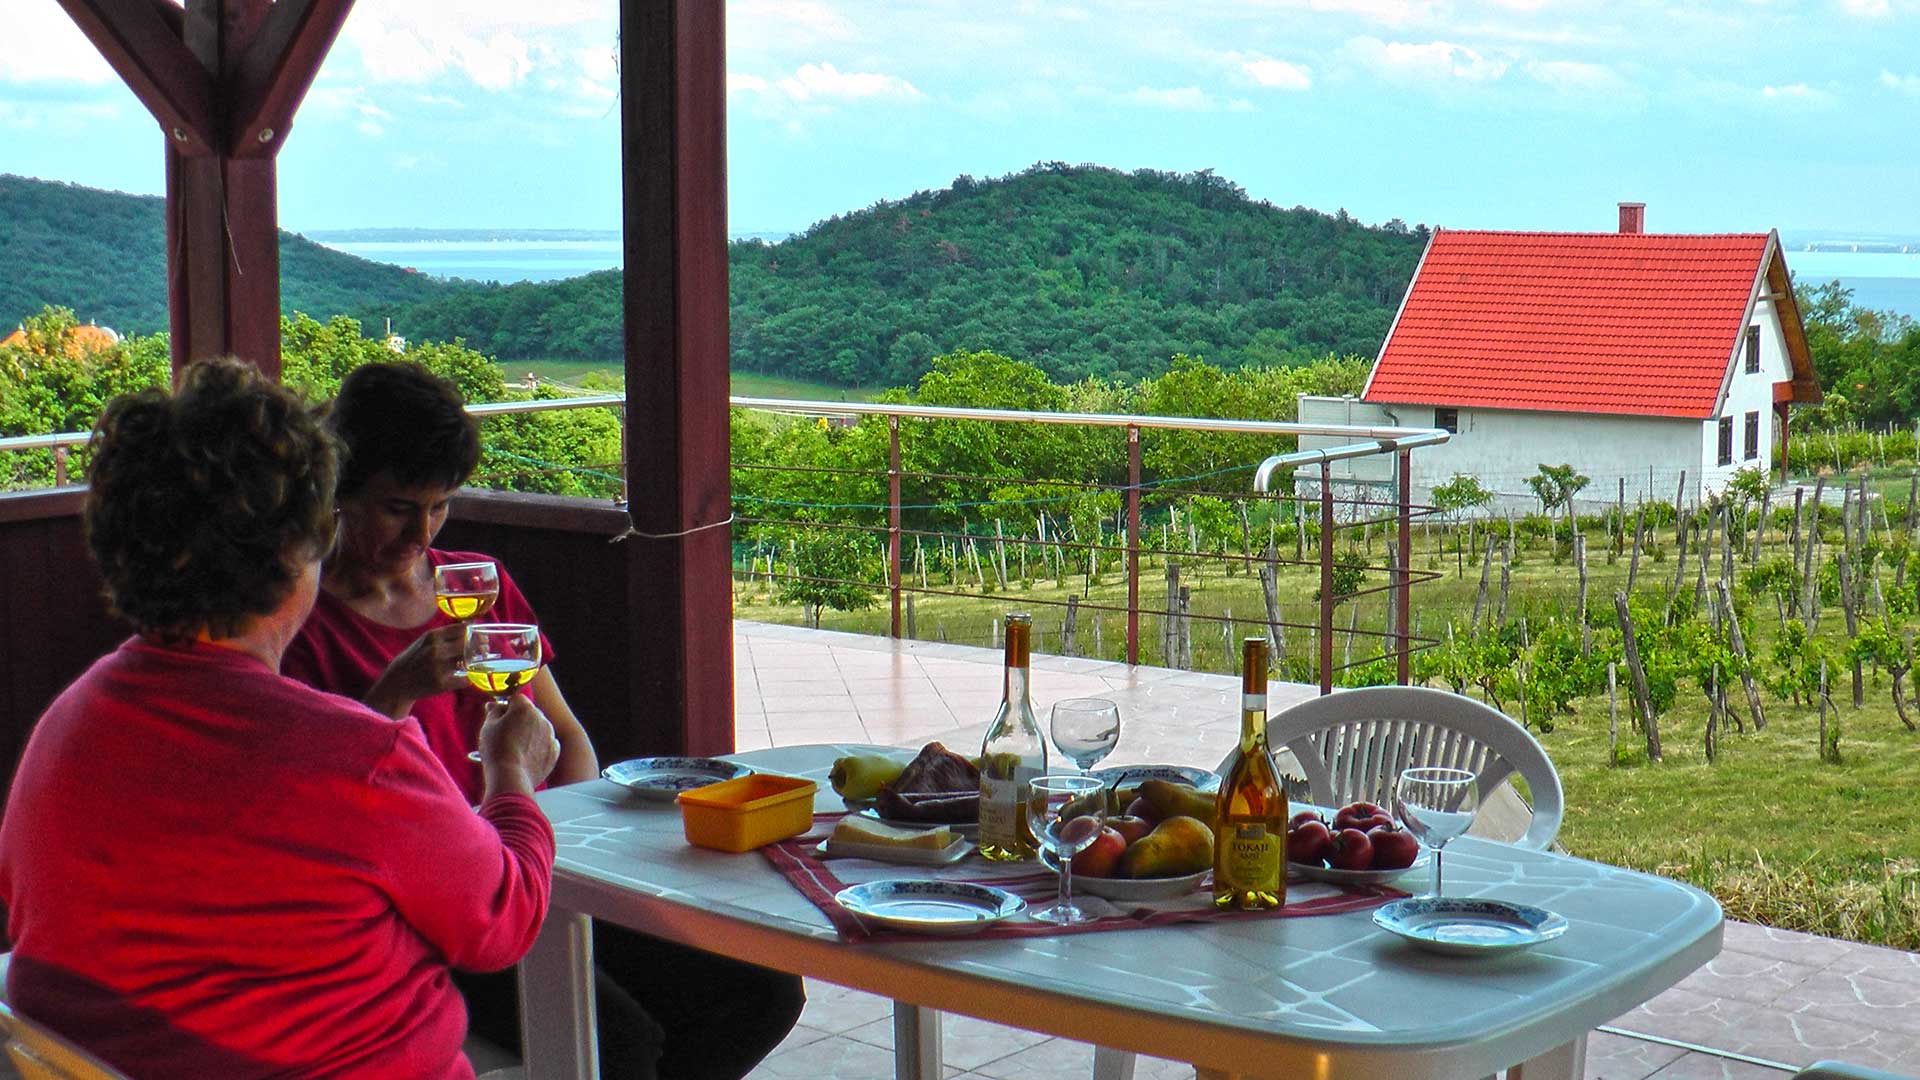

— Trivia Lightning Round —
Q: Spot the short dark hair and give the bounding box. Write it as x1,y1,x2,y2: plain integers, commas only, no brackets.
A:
84,358,338,643
327,362,480,498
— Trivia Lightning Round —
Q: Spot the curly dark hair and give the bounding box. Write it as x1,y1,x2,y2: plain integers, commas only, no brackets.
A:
84,358,338,643
327,362,480,498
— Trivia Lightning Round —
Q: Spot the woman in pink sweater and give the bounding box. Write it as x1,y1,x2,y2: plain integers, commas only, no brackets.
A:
0,358,560,1079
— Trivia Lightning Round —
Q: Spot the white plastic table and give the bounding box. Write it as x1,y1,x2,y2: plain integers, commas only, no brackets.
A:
517,744,1722,1080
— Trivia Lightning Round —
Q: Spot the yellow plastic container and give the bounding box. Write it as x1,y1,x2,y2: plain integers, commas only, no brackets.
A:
677,773,818,852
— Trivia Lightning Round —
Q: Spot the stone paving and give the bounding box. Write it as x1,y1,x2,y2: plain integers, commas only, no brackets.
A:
733,620,1920,1080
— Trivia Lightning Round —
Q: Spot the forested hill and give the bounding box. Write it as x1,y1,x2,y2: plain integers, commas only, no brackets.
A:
0,174,454,336
395,165,1428,382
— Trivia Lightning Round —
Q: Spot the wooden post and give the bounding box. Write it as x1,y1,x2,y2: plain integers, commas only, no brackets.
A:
1163,559,1180,667
1495,542,1512,626
1259,552,1286,666
1627,506,1645,594
1839,549,1863,707
1178,585,1193,670
1470,534,1494,630
1673,470,1688,543
1063,594,1079,658
1607,662,1619,765
905,594,916,639
1718,579,1766,732
1615,591,1661,761
888,416,902,637
1126,425,1141,664
1665,512,1689,623
1575,532,1591,657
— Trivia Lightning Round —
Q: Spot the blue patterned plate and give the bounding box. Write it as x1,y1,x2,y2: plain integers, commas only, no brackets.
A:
1089,764,1221,793
834,880,1025,934
1372,897,1568,956
601,757,752,801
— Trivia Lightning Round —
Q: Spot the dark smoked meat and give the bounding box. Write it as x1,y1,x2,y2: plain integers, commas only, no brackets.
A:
887,741,979,794
874,742,980,822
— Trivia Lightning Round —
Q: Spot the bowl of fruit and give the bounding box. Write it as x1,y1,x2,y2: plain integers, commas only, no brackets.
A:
1041,779,1217,901
1286,801,1429,886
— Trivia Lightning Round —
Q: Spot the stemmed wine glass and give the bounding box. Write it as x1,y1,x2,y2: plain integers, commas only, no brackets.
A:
464,623,542,763
1392,767,1479,898
1027,774,1108,925
434,561,499,623
1050,698,1121,773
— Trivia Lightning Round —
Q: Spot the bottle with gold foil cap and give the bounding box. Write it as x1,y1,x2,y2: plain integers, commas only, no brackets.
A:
977,613,1046,860
1212,637,1286,909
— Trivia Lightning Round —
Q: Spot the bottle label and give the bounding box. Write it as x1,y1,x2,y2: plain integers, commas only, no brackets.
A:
1225,824,1281,890
979,770,1034,849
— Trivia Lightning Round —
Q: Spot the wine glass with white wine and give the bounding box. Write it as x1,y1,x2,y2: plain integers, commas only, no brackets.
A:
1392,767,1479,898
464,623,542,763
434,561,499,623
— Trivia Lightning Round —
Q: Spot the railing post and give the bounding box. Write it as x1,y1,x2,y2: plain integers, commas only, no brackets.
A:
1397,448,1412,686
887,415,903,638
53,446,67,487
1126,424,1141,666
617,406,628,504
1320,462,1335,695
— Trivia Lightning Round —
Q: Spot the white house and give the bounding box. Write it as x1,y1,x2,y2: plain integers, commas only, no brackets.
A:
1300,203,1822,513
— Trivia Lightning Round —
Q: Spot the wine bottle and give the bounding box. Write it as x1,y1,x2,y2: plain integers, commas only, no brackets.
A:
977,612,1045,861
1213,637,1286,910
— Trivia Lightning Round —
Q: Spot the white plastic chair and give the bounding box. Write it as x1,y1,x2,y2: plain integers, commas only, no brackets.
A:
1090,686,1563,1080
1793,1064,1918,1080
0,1001,134,1080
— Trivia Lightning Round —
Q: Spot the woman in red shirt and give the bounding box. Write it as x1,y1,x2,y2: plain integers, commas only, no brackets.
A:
0,358,561,1079
283,362,802,1080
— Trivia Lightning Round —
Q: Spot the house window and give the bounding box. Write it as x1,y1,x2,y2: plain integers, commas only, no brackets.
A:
1434,407,1459,433
1717,416,1734,466
1745,326,1761,374
1744,411,1760,460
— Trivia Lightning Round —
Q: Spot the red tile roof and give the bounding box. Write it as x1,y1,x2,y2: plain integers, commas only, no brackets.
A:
1362,230,1773,419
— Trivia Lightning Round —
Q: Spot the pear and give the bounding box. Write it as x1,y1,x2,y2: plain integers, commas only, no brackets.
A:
1139,779,1216,823
828,753,906,800
1119,815,1215,879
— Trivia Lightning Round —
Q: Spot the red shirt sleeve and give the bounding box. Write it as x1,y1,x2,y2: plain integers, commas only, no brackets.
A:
364,724,555,972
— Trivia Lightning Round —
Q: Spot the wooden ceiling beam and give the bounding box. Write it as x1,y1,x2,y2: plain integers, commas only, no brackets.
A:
227,0,356,157
55,0,214,154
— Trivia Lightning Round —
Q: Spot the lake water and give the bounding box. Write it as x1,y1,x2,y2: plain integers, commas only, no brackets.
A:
320,239,1920,318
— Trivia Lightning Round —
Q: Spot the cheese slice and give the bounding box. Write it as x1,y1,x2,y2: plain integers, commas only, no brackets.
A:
830,817,954,850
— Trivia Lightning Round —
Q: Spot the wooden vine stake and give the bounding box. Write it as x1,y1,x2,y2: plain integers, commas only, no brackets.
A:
1575,532,1591,657
1715,580,1766,732
1614,590,1661,761
1606,662,1619,766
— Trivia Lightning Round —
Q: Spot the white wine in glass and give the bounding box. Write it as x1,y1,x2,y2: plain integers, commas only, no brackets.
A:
464,623,542,704
434,561,499,622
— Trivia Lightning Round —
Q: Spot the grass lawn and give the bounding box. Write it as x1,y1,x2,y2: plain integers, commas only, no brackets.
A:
497,362,884,403
734,521,1920,948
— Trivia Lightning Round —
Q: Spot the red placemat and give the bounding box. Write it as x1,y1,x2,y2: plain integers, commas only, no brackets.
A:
763,814,1405,942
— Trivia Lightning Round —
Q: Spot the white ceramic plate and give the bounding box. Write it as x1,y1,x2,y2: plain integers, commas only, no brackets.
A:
601,757,752,801
1038,847,1210,901
834,880,1025,934
815,835,974,866
856,806,979,837
1288,850,1430,887
1090,764,1221,793
1372,897,1569,956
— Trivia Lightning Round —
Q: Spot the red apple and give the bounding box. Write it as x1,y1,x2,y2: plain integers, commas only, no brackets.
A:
1288,809,1326,831
1329,827,1373,871
1333,801,1389,832
1070,826,1127,878
1286,820,1334,866
1059,816,1103,847
1107,815,1153,846
1124,796,1163,826
1367,824,1420,870
1350,812,1394,834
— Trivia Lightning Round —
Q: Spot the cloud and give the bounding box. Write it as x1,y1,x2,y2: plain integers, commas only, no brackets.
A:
1760,82,1834,105
335,3,609,97
1341,36,1510,86
1881,70,1920,94
1524,59,1632,95
1114,86,1221,110
727,0,859,50
1226,52,1314,91
1837,0,1891,14
0,4,116,85
730,62,921,105
1306,0,1442,28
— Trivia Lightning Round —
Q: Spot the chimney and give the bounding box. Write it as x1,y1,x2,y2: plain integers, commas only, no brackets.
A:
1618,202,1645,234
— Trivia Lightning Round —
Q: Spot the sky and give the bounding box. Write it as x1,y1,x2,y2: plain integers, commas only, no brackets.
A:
2,1,1918,238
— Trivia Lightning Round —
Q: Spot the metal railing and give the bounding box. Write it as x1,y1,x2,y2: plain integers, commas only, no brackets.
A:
3,395,1449,691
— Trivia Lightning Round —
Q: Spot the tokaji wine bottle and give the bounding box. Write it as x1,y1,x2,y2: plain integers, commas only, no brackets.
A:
1213,637,1287,910
977,612,1046,861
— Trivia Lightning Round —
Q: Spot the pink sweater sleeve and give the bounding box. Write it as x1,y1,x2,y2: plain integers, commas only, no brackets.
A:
367,727,557,972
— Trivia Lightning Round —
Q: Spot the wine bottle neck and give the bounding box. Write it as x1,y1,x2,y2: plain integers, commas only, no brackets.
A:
1005,662,1030,706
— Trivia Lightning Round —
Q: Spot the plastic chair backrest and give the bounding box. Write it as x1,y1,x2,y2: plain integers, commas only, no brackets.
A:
1217,685,1563,851
0,1002,135,1080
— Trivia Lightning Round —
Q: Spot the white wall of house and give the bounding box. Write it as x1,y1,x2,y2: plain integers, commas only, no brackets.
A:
1698,293,1793,492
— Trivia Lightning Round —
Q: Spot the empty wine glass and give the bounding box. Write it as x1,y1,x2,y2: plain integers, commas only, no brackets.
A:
434,561,499,623
1393,767,1479,897
1027,774,1108,925
1050,698,1121,772
464,623,542,763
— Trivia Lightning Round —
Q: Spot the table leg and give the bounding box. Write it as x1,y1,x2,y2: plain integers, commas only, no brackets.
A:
1509,1034,1588,1080
517,912,598,1080
1093,1046,1137,1080
892,1003,942,1080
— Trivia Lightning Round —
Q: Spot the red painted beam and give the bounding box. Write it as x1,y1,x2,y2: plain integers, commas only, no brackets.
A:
55,0,214,154
228,0,356,157
619,0,734,756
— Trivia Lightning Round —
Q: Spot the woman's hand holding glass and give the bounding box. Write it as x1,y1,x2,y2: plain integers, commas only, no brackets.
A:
1026,774,1108,925
476,694,561,795
464,624,543,763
